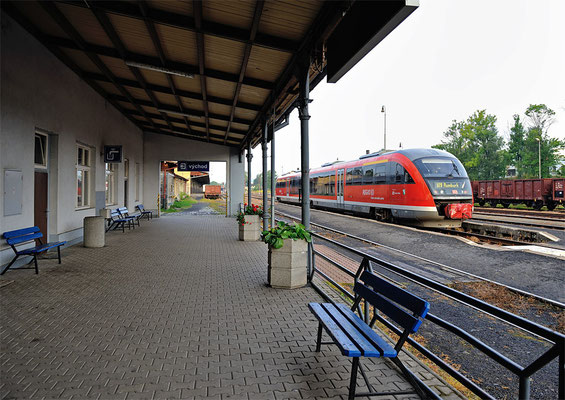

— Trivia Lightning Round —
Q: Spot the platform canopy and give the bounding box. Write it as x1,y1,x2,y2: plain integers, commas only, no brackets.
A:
2,0,417,150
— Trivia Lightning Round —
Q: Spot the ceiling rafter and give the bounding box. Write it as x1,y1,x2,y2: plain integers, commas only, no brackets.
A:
142,128,239,148
43,35,274,90
0,0,144,132
60,0,298,54
140,122,237,141
193,1,210,141
39,1,159,132
90,7,175,132
138,1,193,135
109,95,253,126
127,110,248,136
224,0,264,144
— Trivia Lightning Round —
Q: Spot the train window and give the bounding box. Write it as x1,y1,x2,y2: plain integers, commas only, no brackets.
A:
329,173,335,195
405,171,415,184
310,176,318,194
362,166,374,185
374,165,386,184
352,167,363,185
346,169,353,185
395,164,404,183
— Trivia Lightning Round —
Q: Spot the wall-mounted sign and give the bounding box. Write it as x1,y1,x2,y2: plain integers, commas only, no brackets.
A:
178,161,209,172
104,145,123,163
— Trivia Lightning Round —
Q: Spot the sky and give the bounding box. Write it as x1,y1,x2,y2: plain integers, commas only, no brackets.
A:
210,0,565,184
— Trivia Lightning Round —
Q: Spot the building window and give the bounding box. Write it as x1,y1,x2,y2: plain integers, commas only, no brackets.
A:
76,144,91,208
135,163,141,201
35,132,48,168
105,163,117,205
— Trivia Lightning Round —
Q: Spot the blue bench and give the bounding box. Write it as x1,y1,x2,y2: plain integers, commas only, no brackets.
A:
117,207,141,227
135,204,152,220
309,271,431,399
106,209,135,232
2,227,66,275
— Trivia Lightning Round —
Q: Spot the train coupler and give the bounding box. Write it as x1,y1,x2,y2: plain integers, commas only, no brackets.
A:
445,203,473,219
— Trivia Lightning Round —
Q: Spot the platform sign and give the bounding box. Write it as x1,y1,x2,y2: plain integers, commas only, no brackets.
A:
178,161,209,172
104,145,122,163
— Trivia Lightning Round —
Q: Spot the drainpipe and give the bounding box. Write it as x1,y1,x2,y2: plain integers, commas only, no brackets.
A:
262,119,269,232
246,143,252,207
298,67,311,280
270,114,276,229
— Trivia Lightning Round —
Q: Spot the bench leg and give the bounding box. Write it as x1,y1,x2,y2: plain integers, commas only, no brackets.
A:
57,246,62,264
349,357,359,400
315,322,323,352
33,255,39,274
1,255,19,275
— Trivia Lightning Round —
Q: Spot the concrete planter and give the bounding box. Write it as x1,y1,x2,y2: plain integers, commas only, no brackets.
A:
268,239,308,289
238,214,261,241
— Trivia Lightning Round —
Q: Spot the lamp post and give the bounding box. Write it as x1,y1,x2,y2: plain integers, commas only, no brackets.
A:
381,105,386,151
536,137,541,179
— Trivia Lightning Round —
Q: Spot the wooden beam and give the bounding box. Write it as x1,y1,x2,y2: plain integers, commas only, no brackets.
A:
193,1,210,141
224,0,264,144
60,0,298,54
40,1,158,131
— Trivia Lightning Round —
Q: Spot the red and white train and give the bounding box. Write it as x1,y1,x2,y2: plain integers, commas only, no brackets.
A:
275,149,473,227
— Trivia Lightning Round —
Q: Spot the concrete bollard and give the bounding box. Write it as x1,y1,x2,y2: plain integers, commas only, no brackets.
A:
83,216,105,248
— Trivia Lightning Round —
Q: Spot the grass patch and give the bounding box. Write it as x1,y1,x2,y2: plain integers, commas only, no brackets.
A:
161,197,198,213
200,197,226,214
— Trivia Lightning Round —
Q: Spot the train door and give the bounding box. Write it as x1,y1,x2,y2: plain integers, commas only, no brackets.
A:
336,169,344,208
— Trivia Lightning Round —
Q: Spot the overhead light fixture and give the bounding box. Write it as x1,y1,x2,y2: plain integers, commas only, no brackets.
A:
157,109,192,118
125,61,194,78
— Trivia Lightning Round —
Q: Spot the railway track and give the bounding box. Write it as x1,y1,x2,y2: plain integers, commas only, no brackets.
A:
274,208,564,309
473,207,565,219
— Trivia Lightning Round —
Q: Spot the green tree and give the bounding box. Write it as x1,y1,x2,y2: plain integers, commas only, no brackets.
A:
506,115,527,177
433,110,506,180
521,104,564,178
253,170,278,190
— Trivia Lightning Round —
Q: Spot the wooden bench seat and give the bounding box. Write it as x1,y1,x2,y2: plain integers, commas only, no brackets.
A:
135,204,152,220
309,270,432,399
2,227,66,274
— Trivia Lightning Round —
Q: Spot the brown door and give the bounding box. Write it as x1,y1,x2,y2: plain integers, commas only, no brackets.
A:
34,171,48,240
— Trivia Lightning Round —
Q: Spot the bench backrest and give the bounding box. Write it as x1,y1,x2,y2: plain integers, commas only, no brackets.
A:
354,271,429,334
136,204,145,212
3,227,43,246
110,209,123,219
118,207,132,216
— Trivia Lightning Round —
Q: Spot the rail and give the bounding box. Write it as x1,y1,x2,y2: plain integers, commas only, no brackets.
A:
307,233,565,400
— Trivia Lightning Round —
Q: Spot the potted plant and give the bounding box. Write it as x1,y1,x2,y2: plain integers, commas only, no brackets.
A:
237,203,263,241
262,221,312,289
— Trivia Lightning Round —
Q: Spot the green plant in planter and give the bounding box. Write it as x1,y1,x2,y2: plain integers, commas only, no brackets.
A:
262,221,312,249
236,203,263,225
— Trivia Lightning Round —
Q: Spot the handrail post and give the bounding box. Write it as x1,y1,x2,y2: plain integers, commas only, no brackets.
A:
518,375,530,400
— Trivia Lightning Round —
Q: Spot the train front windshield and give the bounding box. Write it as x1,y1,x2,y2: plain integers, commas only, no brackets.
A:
413,157,472,197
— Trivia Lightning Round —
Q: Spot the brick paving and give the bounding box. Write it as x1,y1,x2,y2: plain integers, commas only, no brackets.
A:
1,215,460,399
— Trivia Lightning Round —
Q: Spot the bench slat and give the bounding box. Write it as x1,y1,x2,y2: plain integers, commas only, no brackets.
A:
6,232,43,245
309,303,361,357
18,242,65,254
335,303,397,357
355,283,421,333
321,304,381,357
361,271,430,318
3,226,40,239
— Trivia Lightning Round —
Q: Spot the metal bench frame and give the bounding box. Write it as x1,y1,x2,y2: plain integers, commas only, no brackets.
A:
2,227,66,275
106,209,134,232
309,270,432,399
136,204,153,221
117,207,141,227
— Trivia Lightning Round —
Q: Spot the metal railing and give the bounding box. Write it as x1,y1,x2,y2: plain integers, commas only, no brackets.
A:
307,234,565,400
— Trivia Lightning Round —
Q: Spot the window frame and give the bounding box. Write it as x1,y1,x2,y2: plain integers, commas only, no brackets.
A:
76,144,92,209
105,162,118,206
34,132,48,169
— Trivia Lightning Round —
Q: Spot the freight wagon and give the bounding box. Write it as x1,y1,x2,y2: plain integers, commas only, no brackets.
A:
204,184,222,199
471,178,564,210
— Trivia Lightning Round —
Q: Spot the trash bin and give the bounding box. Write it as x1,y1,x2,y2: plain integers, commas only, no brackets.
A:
83,216,105,248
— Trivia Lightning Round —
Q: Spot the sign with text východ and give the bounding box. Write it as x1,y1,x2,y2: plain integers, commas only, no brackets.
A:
177,161,209,172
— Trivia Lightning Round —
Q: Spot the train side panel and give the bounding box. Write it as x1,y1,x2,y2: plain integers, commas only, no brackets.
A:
553,179,564,202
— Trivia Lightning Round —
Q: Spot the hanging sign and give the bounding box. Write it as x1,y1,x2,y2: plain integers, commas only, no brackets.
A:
178,161,209,172
104,145,123,163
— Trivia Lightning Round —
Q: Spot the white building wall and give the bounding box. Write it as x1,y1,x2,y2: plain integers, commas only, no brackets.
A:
1,13,144,266
143,133,245,216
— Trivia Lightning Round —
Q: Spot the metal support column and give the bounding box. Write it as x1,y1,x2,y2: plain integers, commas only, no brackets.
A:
298,67,312,279
262,119,269,232
298,69,310,229
270,116,276,229
246,143,252,207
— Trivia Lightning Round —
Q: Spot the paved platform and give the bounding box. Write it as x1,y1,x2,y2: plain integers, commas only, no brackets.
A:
1,215,459,399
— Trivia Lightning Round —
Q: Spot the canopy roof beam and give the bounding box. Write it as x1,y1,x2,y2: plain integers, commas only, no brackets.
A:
60,0,299,54
39,1,158,132
224,0,264,144
194,0,210,141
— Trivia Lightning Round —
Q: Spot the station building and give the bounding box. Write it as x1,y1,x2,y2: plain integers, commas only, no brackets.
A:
0,1,416,268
